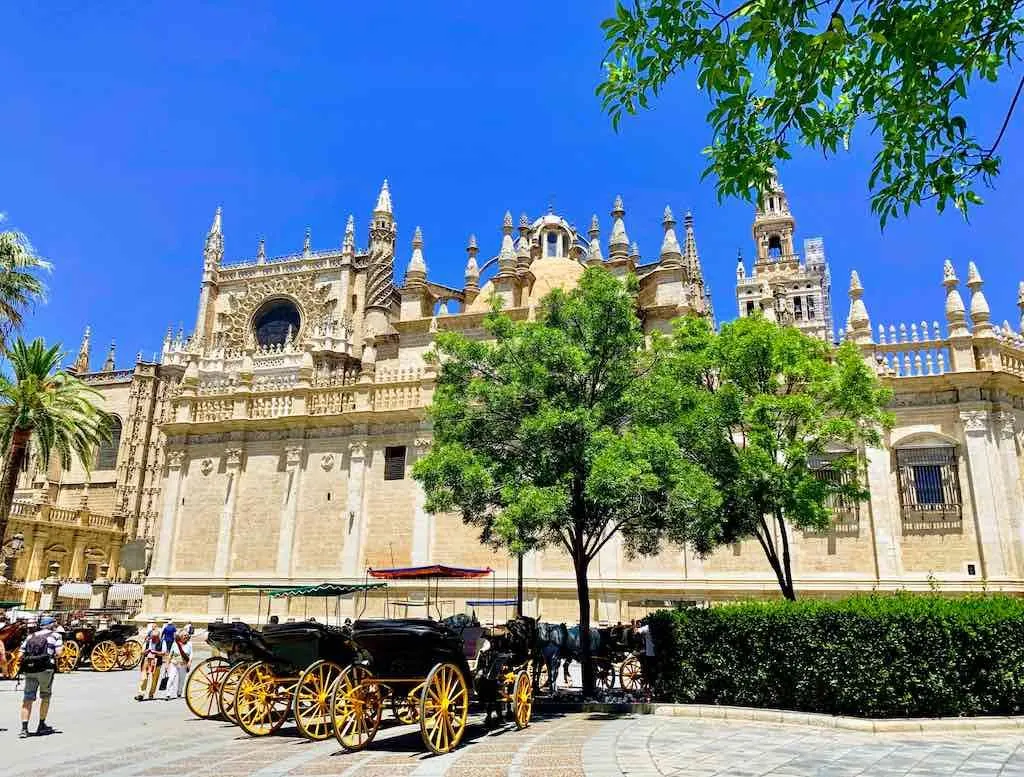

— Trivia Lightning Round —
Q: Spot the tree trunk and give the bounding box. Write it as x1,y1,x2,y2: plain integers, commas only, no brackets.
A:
0,429,29,547
775,510,797,601
574,554,595,697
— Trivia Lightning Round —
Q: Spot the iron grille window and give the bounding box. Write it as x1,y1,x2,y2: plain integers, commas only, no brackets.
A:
807,453,860,536
895,446,962,528
384,446,406,481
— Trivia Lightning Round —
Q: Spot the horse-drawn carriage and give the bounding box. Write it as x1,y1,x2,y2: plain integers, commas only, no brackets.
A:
185,582,383,740
59,619,142,673
532,620,650,692
325,565,533,755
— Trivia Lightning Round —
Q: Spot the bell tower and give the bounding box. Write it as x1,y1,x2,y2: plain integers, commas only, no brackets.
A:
752,169,796,266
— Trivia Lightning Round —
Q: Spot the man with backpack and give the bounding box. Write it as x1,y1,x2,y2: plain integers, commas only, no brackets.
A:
19,615,63,738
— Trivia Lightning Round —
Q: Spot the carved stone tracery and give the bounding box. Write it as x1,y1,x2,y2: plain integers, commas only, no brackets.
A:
215,274,336,349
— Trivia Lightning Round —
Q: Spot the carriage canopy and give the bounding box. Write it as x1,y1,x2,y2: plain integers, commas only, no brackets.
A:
268,582,386,598
368,564,491,579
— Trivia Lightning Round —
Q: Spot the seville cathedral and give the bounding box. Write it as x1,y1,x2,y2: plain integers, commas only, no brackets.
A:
5,172,1024,625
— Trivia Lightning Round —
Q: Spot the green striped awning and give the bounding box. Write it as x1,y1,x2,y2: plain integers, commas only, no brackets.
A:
269,582,387,599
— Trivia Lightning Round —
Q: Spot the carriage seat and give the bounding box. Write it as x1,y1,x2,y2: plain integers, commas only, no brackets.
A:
352,618,454,639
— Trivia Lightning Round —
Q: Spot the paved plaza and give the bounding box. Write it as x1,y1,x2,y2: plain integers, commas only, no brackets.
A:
5,669,1024,776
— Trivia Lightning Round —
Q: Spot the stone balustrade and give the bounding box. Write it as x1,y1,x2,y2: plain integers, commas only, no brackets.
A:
870,321,951,377
7,500,126,533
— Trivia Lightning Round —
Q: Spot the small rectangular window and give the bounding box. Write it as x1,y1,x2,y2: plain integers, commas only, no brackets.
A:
384,446,406,481
745,301,755,315
896,446,962,530
807,296,816,319
793,296,803,320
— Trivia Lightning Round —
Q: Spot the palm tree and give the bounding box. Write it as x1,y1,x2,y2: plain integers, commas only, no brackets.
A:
0,338,111,545
0,218,51,352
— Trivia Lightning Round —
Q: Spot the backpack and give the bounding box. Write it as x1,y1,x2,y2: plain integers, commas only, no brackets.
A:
21,630,54,673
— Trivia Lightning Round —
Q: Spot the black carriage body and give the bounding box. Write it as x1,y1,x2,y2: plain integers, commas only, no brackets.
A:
207,621,278,663
352,619,471,684
92,623,139,646
260,621,358,671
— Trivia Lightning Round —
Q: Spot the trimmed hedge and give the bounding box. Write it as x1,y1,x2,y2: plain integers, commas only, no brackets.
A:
647,594,1024,718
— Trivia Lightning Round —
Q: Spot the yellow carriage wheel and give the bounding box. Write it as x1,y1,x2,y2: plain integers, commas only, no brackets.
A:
618,655,646,691
330,664,382,751
117,640,144,670
218,661,251,723
235,661,292,737
90,640,119,672
293,660,343,741
185,656,231,719
593,658,615,690
57,640,80,673
392,685,421,724
512,669,533,730
419,662,469,755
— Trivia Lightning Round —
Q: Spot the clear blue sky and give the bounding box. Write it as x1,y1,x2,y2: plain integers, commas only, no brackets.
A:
1,1,1021,364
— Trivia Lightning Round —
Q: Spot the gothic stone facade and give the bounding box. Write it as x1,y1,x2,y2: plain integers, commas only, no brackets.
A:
22,177,1024,625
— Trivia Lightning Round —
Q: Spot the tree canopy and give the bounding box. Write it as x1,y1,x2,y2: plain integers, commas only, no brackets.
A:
413,269,709,693
640,315,893,599
0,337,111,545
598,1,1024,226
0,216,50,351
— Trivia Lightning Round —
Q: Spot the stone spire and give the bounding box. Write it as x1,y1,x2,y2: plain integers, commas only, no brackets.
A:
72,326,91,373
465,234,480,297
1018,281,1024,333
406,225,427,284
342,215,355,261
375,179,393,214
682,211,703,282
629,241,640,263
587,214,604,266
256,238,266,264
366,180,397,313
498,211,516,275
517,213,532,273
847,271,871,344
966,261,994,337
609,195,630,260
203,206,224,267
659,206,682,268
736,250,746,279
943,260,969,338
101,340,116,373
303,227,312,257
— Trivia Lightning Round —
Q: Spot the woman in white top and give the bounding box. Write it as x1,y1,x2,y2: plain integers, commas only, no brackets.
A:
163,632,192,700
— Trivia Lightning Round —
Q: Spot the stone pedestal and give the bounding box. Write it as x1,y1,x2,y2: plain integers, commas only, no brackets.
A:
39,562,61,611
90,564,111,609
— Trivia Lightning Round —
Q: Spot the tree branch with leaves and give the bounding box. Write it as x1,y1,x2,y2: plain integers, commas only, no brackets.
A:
598,0,1024,225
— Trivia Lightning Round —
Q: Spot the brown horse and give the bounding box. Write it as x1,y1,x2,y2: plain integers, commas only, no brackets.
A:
0,621,29,678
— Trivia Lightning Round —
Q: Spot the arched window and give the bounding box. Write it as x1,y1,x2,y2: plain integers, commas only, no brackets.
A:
768,234,783,258
95,416,122,470
253,298,301,347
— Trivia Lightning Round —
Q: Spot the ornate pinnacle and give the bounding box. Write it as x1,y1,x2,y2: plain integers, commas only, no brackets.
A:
629,241,640,261
102,340,116,373
374,179,392,214
589,214,600,239
256,238,266,263
72,325,91,373
736,250,746,279
503,210,514,234
659,206,682,268
303,228,312,256
682,209,701,280
587,215,604,265
467,233,478,251
519,213,530,231
967,260,992,333
943,259,959,287
465,233,480,289
343,215,355,250
203,205,224,267
407,226,426,279
609,195,629,256
943,259,967,334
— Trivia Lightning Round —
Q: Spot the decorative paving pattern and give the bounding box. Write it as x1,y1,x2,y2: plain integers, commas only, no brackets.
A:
6,670,1024,776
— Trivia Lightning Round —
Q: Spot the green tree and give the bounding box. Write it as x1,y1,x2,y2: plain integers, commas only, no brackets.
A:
641,315,892,600
598,1,1024,226
413,269,711,695
0,217,51,350
0,338,111,547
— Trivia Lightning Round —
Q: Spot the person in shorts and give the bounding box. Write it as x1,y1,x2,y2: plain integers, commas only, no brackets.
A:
19,615,63,738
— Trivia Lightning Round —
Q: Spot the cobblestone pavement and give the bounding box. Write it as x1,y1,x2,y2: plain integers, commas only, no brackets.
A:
5,670,1024,776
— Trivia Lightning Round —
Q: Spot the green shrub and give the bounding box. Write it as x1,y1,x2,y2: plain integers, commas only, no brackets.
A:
647,594,1024,717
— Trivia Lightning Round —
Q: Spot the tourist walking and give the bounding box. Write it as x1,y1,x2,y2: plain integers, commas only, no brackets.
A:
163,632,192,700
135,623,163,701
19,615,63,738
